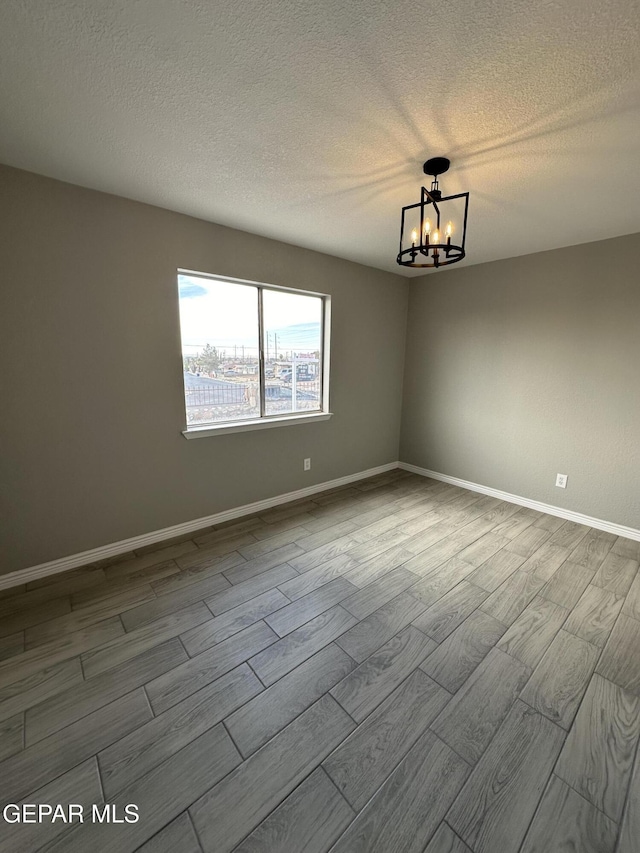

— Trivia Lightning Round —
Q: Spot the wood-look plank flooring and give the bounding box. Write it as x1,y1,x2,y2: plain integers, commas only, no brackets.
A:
0,469,639,852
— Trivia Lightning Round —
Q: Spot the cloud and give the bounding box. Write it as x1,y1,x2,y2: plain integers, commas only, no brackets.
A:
178,277,208,299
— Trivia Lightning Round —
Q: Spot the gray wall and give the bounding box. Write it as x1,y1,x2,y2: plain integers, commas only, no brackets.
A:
0,165,409,573
400,233,640,529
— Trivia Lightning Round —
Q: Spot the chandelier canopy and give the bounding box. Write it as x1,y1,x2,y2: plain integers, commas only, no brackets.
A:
397,157,469,269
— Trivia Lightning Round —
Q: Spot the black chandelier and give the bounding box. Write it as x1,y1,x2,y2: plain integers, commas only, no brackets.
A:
397,157,469,269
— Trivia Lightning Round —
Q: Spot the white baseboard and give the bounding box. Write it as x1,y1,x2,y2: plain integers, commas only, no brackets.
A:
399,462,640,543
7,459,637,593
1,462,399,591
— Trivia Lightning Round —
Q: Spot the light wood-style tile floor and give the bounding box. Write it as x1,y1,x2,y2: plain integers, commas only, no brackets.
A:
1,469,640,852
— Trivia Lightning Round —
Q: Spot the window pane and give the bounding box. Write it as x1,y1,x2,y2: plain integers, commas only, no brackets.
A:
178,274,260,426
262,289,323,416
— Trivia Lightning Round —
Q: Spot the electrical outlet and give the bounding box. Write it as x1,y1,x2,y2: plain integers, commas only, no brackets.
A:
556,473,568,488
303,458,311,471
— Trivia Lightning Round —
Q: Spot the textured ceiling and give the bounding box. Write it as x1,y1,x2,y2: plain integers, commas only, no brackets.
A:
1,0,639,276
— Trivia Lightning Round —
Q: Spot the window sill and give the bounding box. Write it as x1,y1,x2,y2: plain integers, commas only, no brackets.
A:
182,411,333,439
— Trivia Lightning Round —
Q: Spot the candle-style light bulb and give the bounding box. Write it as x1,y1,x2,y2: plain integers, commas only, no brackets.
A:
411,229,418,245
424,219,431,236
433,229,440,244
445,221,453,238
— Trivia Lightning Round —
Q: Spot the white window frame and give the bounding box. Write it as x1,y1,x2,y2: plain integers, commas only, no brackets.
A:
178,269,332,438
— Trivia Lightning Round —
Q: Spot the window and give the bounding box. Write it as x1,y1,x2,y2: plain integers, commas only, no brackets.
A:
177,270,331,436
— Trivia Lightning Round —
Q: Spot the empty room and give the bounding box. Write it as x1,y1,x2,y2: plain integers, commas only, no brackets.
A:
1,1,639,851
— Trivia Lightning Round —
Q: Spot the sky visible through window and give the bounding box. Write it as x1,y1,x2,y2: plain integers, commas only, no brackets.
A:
178,275,320,358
